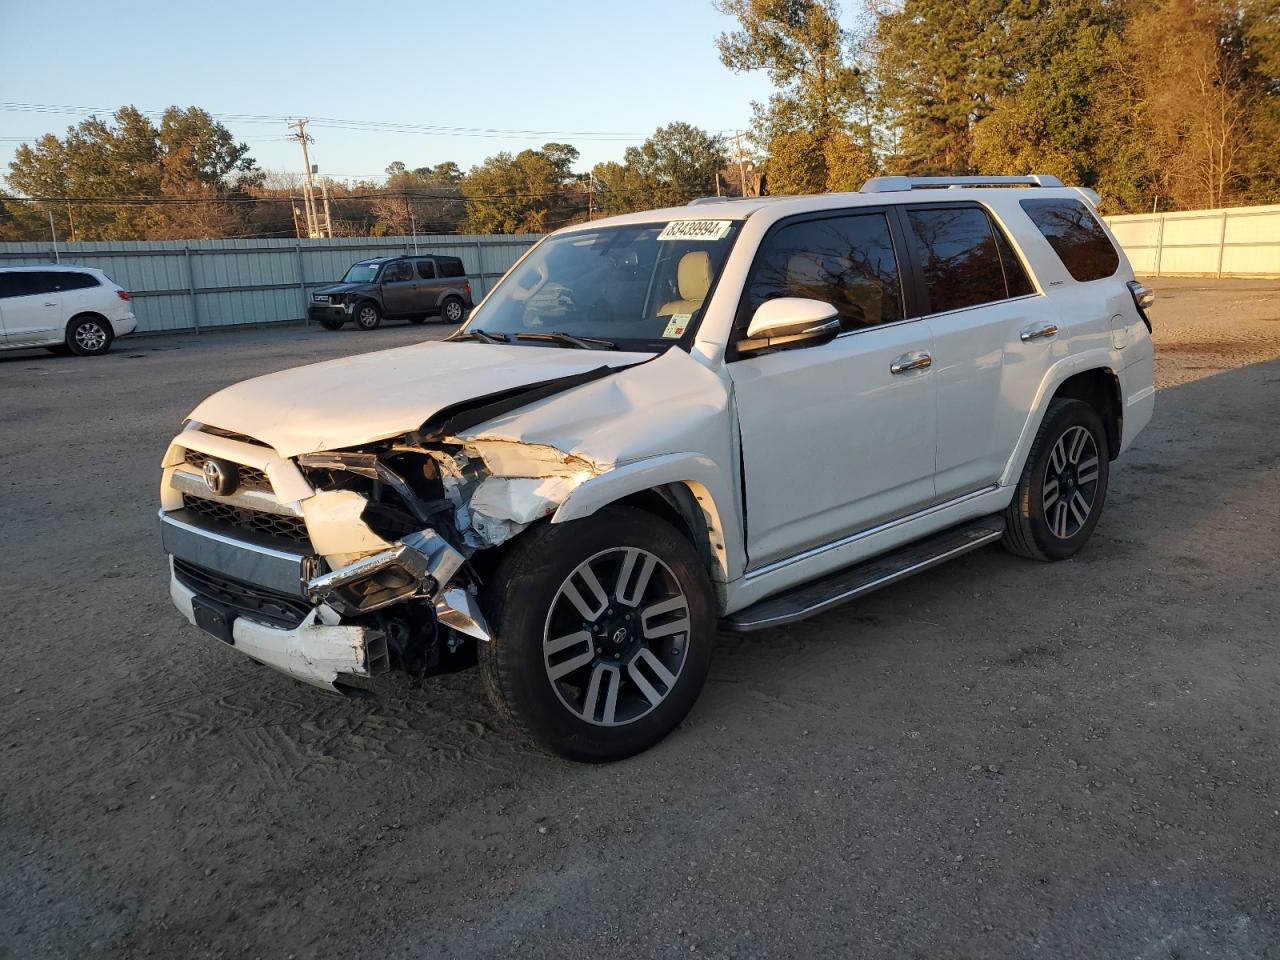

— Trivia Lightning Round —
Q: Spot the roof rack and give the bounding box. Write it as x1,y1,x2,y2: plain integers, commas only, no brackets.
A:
859,175,1065,194
687,195,763,205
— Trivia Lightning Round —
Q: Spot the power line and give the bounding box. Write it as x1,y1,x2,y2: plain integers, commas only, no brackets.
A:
0,101,650,141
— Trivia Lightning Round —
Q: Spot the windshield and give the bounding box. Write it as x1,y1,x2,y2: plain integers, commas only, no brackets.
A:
341,261,382,284
464,220,742,350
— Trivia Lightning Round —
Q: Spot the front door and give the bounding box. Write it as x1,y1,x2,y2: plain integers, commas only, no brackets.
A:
379,260,416,316
727,210,937,569
0,270,63,346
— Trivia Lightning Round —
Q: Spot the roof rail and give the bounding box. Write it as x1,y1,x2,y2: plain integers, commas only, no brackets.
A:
860,175,1065,194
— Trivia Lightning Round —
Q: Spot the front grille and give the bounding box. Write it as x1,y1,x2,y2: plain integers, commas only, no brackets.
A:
174,558,313,629
183,450,271,492
182,494,311,543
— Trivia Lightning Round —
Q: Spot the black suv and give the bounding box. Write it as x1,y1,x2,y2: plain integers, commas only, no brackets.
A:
308,255,474,331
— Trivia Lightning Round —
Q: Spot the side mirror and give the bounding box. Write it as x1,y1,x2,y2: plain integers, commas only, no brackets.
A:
739,298,840,355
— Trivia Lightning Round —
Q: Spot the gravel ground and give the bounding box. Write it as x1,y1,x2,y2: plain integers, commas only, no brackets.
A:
1,279,1278,959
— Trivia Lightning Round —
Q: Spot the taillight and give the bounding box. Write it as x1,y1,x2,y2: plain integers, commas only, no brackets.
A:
463,281,472,299
1127,280,1154,312
117,290,130,301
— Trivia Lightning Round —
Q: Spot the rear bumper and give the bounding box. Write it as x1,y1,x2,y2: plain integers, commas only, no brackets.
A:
111,313,137,337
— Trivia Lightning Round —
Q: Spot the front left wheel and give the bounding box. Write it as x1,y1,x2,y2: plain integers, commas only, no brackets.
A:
353,302,382,331
479,507,716,762
66,315,114,356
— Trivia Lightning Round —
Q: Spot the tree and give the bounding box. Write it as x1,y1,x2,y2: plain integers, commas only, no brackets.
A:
716,0,873,193
462,144,583,233
5,106,257,240
592,123,726,214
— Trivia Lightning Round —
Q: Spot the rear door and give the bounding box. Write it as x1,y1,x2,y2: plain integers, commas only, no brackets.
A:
413,257,443,312
0,270,64,346
898,203,1052,503
379,260,416,316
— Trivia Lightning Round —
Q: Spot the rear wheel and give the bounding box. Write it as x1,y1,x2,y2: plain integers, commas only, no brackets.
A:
440,296,466,324
353,302,382,331
66,315,114,356
1003,398,1110,561
479,507,716,761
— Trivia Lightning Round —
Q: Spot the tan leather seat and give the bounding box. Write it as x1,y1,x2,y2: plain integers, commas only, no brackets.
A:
659,251,713,316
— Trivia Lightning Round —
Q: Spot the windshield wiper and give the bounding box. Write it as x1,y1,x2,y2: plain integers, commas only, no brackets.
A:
514,331,617,350
449,328,508,344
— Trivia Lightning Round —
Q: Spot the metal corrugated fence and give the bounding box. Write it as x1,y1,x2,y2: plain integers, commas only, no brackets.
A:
1104,204,1280,278
0,234,541,334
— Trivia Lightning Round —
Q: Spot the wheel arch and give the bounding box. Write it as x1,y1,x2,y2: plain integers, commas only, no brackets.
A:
66,309,110,328
550,453,743,608
1001,357,1124,487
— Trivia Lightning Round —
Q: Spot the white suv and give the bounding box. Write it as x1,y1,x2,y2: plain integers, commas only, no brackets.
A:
158,175,1155,760
0,264,137,355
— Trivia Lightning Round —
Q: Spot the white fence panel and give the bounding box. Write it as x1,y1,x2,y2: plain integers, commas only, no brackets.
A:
1105,205,1280,278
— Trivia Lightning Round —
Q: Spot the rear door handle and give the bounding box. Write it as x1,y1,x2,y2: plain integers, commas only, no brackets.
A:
890,351,932,375
1020,323,1059,342
44,301,57,307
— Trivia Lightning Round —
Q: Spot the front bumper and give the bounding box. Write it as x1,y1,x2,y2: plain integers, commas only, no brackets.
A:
169,568,386,690
307,303,351,323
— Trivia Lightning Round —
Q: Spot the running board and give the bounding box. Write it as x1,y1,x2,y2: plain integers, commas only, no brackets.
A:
723,515,1006,632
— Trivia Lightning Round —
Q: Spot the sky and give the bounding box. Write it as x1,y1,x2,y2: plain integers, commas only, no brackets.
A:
0,0,777,188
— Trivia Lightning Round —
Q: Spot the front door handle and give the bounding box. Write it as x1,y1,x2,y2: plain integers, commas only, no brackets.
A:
1020,322,1059,342
890,351,932,375
44,301,57,307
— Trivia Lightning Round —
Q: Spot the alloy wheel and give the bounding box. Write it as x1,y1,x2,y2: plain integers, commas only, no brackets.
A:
542,547,691,727
74,321,108,352
444,300,463,322
1042,425,1100,539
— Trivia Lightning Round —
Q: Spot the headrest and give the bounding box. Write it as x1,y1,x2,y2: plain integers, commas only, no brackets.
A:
677,251,712,302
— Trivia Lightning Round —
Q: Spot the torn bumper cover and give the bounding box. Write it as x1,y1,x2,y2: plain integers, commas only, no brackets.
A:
160,509,484,691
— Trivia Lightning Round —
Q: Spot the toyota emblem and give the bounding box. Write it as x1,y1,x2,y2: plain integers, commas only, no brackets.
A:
201,458,238,497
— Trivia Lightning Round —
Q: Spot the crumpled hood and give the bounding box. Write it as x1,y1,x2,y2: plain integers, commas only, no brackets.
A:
187,341,650,458
313,282,368,296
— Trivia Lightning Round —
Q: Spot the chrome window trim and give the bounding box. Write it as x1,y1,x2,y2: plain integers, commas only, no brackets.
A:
744,484,1000,581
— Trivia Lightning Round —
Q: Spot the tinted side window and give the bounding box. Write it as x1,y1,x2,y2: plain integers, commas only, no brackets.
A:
991,224,1035,298
905,207,1011,313
438,257,465,278
1020,198,1119,282
61,272,100,290
415,259,436,279
0,273,30,298
383,261,411,282
743,212,904,333
24,271,67,295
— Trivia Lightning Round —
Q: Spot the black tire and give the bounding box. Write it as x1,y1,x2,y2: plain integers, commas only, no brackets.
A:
1003,398,1110,561
479,506,716,762
353,301,382,331
407,315,427,325
66,314,114,356
318,316,346,331
440,296,466,324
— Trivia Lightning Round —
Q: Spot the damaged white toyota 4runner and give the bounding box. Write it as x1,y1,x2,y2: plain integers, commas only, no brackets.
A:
160,175,1155,761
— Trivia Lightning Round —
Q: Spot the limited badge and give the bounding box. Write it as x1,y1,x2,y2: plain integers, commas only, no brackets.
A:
657,220,733,242
662,314,692,338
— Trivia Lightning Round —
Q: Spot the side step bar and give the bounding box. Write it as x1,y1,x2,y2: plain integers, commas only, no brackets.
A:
723,515,1006,633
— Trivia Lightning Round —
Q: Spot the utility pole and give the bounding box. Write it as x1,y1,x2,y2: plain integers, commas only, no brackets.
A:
290,198,302,240
587,172,594,221
287,119,330,238
730,130,749,197
47,207,59,262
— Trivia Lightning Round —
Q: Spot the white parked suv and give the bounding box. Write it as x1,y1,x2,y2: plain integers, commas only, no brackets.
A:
158,175,1155,760
0,264,137,355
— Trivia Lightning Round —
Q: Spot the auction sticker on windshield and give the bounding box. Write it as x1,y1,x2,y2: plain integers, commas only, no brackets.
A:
657,220,734,242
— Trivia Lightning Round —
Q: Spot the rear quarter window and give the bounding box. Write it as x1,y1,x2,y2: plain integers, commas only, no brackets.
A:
60,272,101,290
1019,198,1120,282
438,257,466,278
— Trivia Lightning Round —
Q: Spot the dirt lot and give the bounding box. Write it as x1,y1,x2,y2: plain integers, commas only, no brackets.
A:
2,279,1278,959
